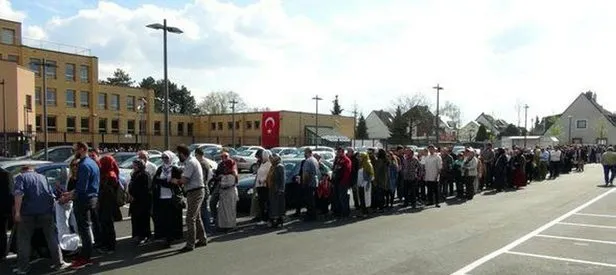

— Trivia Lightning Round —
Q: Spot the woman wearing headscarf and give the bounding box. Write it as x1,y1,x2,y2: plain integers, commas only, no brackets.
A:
511,149,527,189
129,159,152,245
357,152,374,216
254,150,272,224
386,151,399,208
152,151,183,246
217,153,239,232
98,155,121,253
267,153,285,227
373,149,389,211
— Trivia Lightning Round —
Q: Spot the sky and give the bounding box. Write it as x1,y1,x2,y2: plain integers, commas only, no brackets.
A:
2,0,616,127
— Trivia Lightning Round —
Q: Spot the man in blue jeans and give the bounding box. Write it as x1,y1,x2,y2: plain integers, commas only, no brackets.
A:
601,147,616,186
60,142,100,269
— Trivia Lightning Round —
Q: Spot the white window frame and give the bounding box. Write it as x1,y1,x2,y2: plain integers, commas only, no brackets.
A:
576,119,587,129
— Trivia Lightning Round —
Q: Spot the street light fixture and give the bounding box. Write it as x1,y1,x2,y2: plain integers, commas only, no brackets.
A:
432,84,444,145
312,95,323,147
146,19,183,150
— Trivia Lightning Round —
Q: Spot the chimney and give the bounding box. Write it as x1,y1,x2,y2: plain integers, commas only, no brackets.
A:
593,92,597,102
585,91,593,101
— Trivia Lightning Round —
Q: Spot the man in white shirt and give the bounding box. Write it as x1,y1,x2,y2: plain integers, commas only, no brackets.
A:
548,146,562,180
424,145,442,208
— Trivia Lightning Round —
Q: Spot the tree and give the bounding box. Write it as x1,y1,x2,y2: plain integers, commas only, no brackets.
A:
138,77,198,114
596,120,608,139
331,95,343,115
389,106,408,144
501,124,521,137
549,122,564,142
100,68,134,87
197,91,247,114
405,105,435,142
440,101,462,129
390,93,430,113
475,125,489,142
356,113,368,139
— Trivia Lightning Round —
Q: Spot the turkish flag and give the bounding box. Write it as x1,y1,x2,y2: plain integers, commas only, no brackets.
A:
261,111,280,148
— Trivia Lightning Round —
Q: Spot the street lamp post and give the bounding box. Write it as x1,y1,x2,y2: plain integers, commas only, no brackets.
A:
229,99,238,147
147,19,183,150
432,84,444,145
523,104,529,148
568,115,573,144
137,98,146,148
0,79,6,156
312,95,323,147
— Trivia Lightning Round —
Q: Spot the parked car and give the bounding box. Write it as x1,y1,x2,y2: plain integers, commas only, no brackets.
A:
201,147,238,162
102,152,136,165
1,160,53,176
20,146,75,163
271,147,299,157
236,146,265,152
299,146,335,153
34,163,70,188
189,143,221,152
236,158,332,212
232,150,259,173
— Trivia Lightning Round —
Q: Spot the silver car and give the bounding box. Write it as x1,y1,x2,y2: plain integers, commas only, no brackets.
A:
232,150,259,173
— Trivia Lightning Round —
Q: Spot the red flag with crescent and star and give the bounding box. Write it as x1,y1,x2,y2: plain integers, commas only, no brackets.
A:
261,111,280,148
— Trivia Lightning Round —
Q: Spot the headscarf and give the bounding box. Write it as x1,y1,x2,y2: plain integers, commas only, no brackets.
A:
99,155,119,182
132,159,146,173
261,150,271,163
359,152,374,178
266,153,282,188
160,150,178,181
270,153,281,166
221,158,236,175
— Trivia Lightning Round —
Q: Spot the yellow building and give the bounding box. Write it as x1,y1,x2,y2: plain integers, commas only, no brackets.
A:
0,18,353,155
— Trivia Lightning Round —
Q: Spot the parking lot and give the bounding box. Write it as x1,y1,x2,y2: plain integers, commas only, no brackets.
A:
453,187,616,275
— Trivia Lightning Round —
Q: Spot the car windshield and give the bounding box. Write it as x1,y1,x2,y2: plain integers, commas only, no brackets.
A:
236,146,250,151
237,150,254,157
271,148,282,154
119,155,138,169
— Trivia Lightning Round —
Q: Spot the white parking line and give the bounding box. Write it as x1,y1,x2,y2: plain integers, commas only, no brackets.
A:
573,213,616,218
451,188,616,275
504,251,616,268
558,222,616,230
535,234,616,245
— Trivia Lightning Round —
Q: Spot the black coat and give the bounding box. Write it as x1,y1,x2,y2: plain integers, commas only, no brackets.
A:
0,167,13,217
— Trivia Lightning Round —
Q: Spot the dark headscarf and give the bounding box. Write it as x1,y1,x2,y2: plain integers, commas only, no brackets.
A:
132,159,146,173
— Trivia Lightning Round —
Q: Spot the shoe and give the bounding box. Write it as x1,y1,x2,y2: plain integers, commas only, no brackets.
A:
195,240,208,248
51,261,71,271
177,246,194,253
14,266,31,275
70,258,93,269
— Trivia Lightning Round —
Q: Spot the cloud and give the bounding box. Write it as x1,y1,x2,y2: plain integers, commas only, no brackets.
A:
0,0,25,21
5,0,616,126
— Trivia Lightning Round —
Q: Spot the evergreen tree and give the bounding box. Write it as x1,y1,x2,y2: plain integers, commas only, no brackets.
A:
356,113,368,139
501,124,521,137
331,95,343,115
475,125,489,142
388,106,408,144
100,68,134,87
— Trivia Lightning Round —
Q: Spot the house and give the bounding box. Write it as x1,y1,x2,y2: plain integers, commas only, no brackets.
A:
458,121,481,142
543,91,616,145
475,113,509,136
365,110,393,140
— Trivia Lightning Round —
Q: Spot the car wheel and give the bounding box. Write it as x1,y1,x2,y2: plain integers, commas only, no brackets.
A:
250,164,258,173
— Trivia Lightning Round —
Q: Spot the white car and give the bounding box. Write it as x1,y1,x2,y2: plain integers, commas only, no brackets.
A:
236,145,265,152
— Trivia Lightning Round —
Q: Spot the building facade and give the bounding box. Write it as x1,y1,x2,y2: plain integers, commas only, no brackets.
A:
0,18,354,154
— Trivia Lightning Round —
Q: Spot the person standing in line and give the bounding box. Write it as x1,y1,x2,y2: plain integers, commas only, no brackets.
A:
480,143,495,190
171,145,208,253
373,149,390,211
216,153,239,232
0,167,13,261
138,150,158,182
462,148,479,200
439,147,454,200
128,160,152,245
255,150,272,225
60,142,100,269
194,149,213,235
301,148,320,221
152,151,183,247
423,145,442,208
13,165,70,274
346,148,360,211
401,149,420,208
548,146,562,179
332,147,352,217
267,153,286,227
97,156,121,254
601,147,616,186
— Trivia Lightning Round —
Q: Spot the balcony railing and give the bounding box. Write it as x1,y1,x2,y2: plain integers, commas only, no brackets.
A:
21,37,92,56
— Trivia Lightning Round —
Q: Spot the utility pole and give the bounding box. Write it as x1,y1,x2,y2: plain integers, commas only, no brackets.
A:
312,95,323,147
229,99,238,147
523,104,529,148
433,84,444,146
352,102,358,139
0,79,6,156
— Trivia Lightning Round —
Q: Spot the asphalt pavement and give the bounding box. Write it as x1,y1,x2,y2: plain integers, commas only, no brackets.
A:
2,164,614,275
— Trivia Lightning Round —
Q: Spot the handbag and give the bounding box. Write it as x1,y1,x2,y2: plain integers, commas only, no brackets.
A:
171,186,187,209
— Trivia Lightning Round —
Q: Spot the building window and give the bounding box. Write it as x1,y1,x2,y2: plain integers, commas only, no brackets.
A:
99,118,107,133
65,89,76,107
139,120,146,134
576,120,587,129
127,96,135,111
25,95,32,111
168,122,173,136
217,122,223,130
66,117,76,132
80,91,89,107
227,122,233,130
30,58,41,77
154,121,161,135
80,117,89,133
80,65,89,83
111,119,119,134
35,87,41,105
177,122,184,136
35,115,41,131
127,120,135,134
46,88,57,106
98,93,107,109
254,120,260,129
187,123,194,136
46,60,57,79
65,63,75,81
111,94,120,110
210,122,216,131
246,121,252,129
1,28,15,44
7,55,18,63
235,121,240,129
47,116,57,132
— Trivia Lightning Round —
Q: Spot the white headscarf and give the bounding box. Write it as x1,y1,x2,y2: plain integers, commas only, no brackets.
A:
160,150,178,181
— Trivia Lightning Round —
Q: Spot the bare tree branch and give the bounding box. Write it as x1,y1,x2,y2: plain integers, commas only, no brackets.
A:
389,93,431,113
